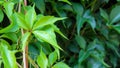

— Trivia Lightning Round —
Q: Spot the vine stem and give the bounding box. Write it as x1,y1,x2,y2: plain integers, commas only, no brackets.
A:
22,0,28,68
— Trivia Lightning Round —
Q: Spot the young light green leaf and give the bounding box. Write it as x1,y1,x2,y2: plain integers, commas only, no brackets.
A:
3,2,14,18
48,51,57,66
33,16,66,30
14,13,30,30
25,7,36,29
75,35,86,49
37,50,48,68
0,14,19,33
21,32,31,50
0,32,18,42
0,9,4,23
58,0,72,5
33,30,62,50
52,62,70,68
0,40,18,68
100,8,109,22
33,0,45,14
110,6,120,24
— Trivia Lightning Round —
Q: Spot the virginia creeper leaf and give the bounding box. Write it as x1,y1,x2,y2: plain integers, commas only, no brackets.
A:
0,40,18,68
33,16,66,30
52,62,70,68
0,9,4,23
37,49,48,68
25,7,36,29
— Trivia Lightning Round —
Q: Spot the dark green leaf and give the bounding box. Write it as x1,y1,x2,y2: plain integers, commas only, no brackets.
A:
58,0,72,5
100,8,109,22
33,0,45,14
75,35,86,49
110,6,120,24
72,3,84,16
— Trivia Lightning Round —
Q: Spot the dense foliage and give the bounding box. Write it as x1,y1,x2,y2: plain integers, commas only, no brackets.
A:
0,0,120,68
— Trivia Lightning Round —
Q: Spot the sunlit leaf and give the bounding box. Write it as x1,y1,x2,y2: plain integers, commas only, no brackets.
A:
33,16,66,30
14,13,30,30
0,32,18,42
0,9,4,23
48,51,57,66
21,32,31,50
0,40,18,68
0,14,19,33
52,62,70,68
33,29,62,50
25,7,36,29
3,2,14,18
37,49,48,68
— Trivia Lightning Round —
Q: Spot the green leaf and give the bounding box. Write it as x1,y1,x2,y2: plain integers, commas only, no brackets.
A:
33,29,62,50
78,50,91,64
110,6,120,24
58,0,72,5
33,16,66,30
51,24,68,39
91,51,110,67
72,3,84,16
100,8,109,22
14,13,30,30
76,15,86,35
83,10,96,30
0,32,18,42
25,7,36,29
75,35,86,49
21,32,31,50
0,9,4,22
112,24,120,33
0,40,18,68
0,14,19,33
37,49,48,68
48,51,57,66
33,0,45,14
52,62,70,68
3,2,14,18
